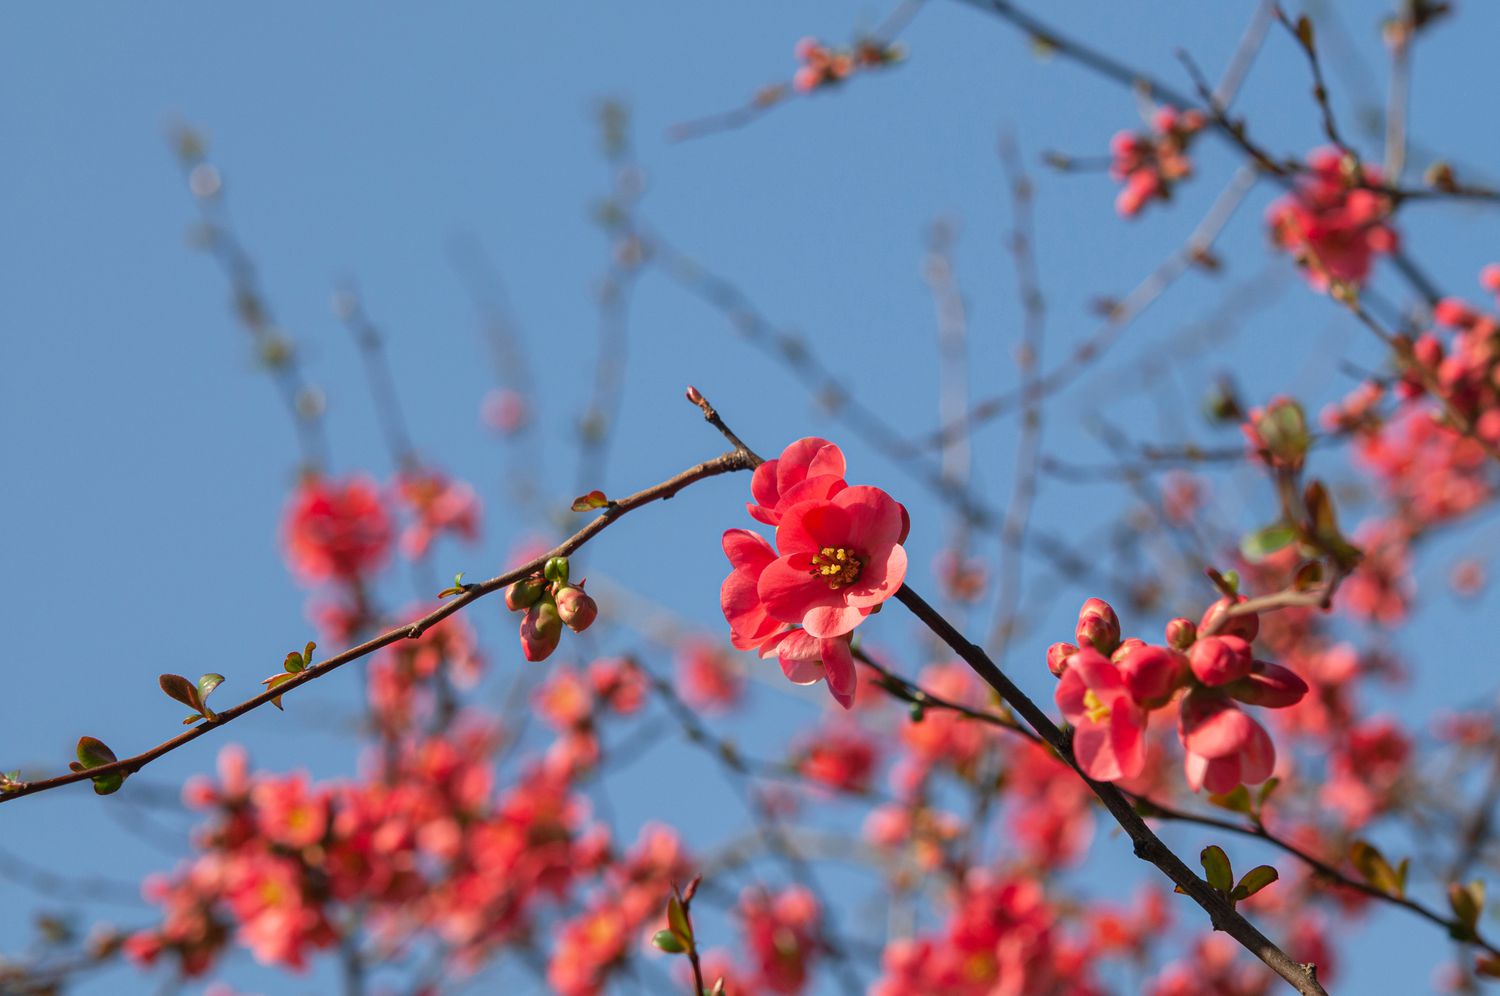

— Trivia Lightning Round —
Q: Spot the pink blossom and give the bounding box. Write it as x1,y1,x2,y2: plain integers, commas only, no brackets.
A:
757,485,909,640
1055,648,1146,781
1178,693,1275,793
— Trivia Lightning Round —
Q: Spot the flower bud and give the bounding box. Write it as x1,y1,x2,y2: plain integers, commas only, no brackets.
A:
506,576,547,612
555,586,598,633
1117,644,1186,709
1188,635,1253,687
520,599,563,662
1046,642,1078,677
544,556,571,587
1110,638,1147,664
1198,596,1259,642
1165,617,1197,650
1076,599,1121,651
1226,661,1309,709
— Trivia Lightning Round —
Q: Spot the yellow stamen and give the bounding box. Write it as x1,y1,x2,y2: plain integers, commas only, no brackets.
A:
809,546,864,589
1083,688,1111,724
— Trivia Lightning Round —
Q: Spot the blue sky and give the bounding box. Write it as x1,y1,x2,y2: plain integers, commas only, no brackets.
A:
3,2,1499,993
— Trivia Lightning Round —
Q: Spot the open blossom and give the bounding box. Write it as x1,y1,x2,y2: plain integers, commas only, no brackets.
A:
1055,647,1147,781
757,485,908,639
1178,692,1276,794
740,885,822,994
282,475,392,584
1268,148,1398,289
393,468,480,559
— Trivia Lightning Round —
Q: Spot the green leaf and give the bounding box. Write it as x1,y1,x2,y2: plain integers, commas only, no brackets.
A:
651,929,686,954
197,673,224,703
1449,880,1485,939
1231,865,1279,902
1221,570,1240,594
1201,845,1234,893
1240,523,1298,562
1351,840,1405,898
284,651,305,673
74,736,117,769
90,772,125,796
1256,776,1281,812
262,673,297,710
667,893,692,942
158,673,202,713
1208,785,1252,816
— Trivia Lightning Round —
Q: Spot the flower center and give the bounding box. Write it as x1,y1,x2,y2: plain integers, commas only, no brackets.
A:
809,546,863,589
1082,689,1111,724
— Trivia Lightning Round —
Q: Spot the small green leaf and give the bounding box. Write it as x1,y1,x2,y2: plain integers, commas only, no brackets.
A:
158,673,202,713
90,772,125,796
1256,776,1281,813
1240,523,1298,562
197,673,225,703
1351,840,1405,898
1208,785,1252,816
262,673,297,710
667,893,692,942
1231,865,1279,902
1449,880,1485,939
284,651,305,673
1201,845,1234,893
75,736,117,769
651,929,686,954
1221,570,1240,594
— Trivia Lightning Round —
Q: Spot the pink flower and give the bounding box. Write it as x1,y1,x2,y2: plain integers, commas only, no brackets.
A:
757,485,909,640
721,528,788,652
1178,692,1275,793
747,437,847,526
394,468,480,560
1055,648,1147,781
281,475,392,584
1267,149,1398,289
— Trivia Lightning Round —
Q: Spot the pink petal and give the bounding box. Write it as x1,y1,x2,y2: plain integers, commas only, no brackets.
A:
844,544,907,609
1109,707,1146,780
1179,694,1254,759
821,637,856,709
1055,666,1087,723
775,500,852,555
1074,723,1124,781
834,485,905,551
805,441,846,482
758,556,845,625
801,603,866,640
1238,718,1276,785
750,460,781,511
780,657,826,685
722,529,775,572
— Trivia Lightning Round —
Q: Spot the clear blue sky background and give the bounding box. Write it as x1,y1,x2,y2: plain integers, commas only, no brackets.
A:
3,2,1499,993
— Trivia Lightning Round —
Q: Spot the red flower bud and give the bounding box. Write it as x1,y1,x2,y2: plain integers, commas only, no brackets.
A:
1165,617,1197,650
1226,661,1309,708
555,586,598,634
1198,596,1259,642
506,576,547,612
1075,598,1121,654
1117,644,1186,709
520,600,563,662
1188,635,1253,687
1046,642,1078,677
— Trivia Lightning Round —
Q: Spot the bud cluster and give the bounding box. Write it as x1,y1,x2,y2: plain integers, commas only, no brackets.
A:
506,556,599,662
1048,595,1308,793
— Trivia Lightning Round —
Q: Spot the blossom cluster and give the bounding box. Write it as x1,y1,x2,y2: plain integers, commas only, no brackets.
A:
792,37,902,93
720,438,909,708
1267,149,1399,290
1109,105,1207,218
1051,597,1309,793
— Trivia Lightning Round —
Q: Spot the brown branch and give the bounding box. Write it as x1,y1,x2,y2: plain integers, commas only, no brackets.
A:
690,397,1326,994
891,584,1327,994
0,448,756,805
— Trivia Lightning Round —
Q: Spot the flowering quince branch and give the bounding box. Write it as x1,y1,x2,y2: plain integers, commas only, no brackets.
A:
0,447,755,805
693,394,1328,994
